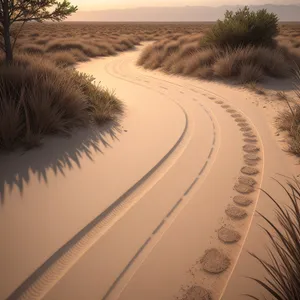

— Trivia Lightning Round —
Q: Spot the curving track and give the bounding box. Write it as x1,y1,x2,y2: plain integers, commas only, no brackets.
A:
1,45,297,300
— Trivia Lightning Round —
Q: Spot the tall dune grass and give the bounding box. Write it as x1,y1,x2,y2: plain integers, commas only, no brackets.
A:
0,54,123,150
139,40,296,83
13,22,211,66
138,17,300,84
248,178,300,300
275,68,300,156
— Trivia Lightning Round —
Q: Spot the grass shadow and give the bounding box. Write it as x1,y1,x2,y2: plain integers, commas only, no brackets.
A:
0,120,122,205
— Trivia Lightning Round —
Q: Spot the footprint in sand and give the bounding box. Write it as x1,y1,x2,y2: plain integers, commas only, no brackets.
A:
244,153,260,161
234,183,254,194
215,100,224,104
226,109,236,113
240,127,252,132
244,159,259,166
238,122,249,128
243,144,260,153
243,132,256,138
231,113,242,118
241,166,259,175
200,248,230,274
180,285,212,300
244,138,258,143
233,195,253,207
221,104,231,108
208,96,215,100
218,227,241,244
235,117,247,123
225,204,248,220
238,176,257,186
244,159,258,167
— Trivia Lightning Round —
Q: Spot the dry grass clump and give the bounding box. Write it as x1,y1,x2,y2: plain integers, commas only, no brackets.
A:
139,39,296,83
275,67,300,156
13,22,211,66
248,178,300,300
276,105,300,156
138,17,300,84
0,54,123,150
21,44,45,55
3,22,211,151
50,51,77,67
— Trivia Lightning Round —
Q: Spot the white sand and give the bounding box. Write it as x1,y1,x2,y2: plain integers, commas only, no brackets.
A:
1,44,298,300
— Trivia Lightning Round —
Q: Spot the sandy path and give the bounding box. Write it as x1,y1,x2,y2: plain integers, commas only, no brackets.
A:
1,45,298,300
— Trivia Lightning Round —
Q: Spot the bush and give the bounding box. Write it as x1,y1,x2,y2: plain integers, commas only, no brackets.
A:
202,6,279,49
239,64,264,83
51,51,77,67
0,55,123,150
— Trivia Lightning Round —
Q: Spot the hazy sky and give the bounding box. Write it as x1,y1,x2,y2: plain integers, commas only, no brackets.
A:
71,0,300,10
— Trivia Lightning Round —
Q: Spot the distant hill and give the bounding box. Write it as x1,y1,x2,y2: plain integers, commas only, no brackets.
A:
68,5,300,22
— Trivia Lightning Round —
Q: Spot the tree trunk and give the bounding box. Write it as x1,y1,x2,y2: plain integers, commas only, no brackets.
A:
3,0,12,64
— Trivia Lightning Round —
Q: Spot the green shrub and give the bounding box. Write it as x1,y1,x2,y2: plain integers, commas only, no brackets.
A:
202,6,279,49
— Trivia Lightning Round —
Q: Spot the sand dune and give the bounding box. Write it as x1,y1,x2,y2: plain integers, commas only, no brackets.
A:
1,45,298,300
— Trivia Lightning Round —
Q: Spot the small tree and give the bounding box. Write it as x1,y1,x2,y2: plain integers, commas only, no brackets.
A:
0,0,77,64
202,6,279,49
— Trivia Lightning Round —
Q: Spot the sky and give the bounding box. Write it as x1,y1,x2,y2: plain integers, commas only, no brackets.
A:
70,0,300,10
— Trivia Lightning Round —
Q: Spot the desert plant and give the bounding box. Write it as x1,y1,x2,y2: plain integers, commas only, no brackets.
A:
276,67,300,156
0,54,123,150
239,63,264,83
0,0,77,64
247,178,300,300
202,6,279,49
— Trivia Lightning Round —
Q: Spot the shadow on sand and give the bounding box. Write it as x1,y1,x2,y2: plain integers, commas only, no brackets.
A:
261,78,296,92
0,120,122,205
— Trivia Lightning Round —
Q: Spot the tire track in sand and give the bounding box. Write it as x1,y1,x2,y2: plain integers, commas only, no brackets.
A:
113,57,264,300
9,57,217,300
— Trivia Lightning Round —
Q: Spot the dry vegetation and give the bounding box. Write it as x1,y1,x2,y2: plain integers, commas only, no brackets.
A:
138,23,300,83
249,178,300,300
0,54,123,150
0,22,211,151
2,20,300,154
136,16,300,157
275,67,300,156
14,22,212,66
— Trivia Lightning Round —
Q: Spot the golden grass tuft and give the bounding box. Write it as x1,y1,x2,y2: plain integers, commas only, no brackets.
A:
275,67,300,156
0,54,123,150
138,31,300,84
